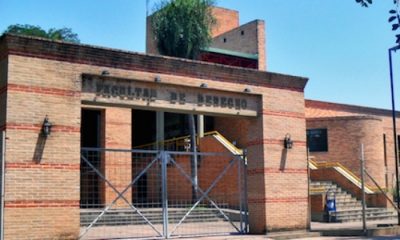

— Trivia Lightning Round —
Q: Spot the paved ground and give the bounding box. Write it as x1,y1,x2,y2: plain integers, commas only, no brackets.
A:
170,220,400,240
189,237,400,240
80,220,400,239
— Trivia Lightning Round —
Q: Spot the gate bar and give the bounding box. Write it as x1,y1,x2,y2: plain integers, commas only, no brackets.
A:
238,155,243,233
161,152,169,238
243,149,249,233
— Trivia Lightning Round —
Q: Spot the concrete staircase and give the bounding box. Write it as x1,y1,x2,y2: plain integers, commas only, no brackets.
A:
310,181,397,222
80,206,235,227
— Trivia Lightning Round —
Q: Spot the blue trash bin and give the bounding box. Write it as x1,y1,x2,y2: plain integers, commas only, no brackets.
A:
325,189,336,222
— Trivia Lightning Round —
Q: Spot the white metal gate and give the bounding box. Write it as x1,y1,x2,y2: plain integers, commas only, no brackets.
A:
79,148,248,239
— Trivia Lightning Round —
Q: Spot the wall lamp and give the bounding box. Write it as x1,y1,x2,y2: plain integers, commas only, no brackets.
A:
284,133,293,149
244,88,251,93
200,83,208,88
154,75,161,82
42,116,52,138
184,138,191,152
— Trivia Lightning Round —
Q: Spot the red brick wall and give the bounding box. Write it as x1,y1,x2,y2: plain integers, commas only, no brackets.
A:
199,136,241,208
307,116,385,187
246,90,308,232
210,7,239,37
306,100,399,190
214,116,249,148
210,20,266,70
4,54,81,239
103,107,132,207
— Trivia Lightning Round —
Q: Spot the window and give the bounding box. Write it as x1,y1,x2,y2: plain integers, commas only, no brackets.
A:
306,128,328,152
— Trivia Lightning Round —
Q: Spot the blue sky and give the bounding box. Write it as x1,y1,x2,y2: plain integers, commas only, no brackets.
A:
0,0,398,109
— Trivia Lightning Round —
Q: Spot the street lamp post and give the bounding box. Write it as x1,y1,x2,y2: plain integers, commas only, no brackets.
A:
388,45,400,225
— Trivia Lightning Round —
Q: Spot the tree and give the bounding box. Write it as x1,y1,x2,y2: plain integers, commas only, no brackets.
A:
151,0,215,59
151,0,215,202
3,24,80,43
356,0,373,8
356,0,400,45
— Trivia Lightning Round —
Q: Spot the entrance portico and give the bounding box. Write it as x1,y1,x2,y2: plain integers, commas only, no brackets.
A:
0,34,308,240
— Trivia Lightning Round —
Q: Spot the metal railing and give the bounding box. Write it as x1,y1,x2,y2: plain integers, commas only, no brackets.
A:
309,159,377,193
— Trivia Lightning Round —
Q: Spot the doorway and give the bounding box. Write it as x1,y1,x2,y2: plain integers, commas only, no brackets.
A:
80,109,103,208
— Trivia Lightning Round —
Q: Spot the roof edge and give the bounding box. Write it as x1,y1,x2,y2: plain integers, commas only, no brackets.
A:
305,99,400,116
1,33,308,91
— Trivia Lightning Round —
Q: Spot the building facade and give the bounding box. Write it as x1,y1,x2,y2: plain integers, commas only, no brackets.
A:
0,5,398,240
0,33,308,239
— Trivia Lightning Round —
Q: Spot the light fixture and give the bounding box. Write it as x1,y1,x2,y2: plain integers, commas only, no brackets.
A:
200,83,208,88
101,70,110,76
184,138,191,152
154,75,161,82
284,133,293,149
42,116,52,137
244,88,251,93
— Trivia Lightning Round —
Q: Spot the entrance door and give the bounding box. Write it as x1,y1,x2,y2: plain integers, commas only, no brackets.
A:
80,109,102,208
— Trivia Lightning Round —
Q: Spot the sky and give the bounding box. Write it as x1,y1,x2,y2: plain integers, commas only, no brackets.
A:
0,0,399,110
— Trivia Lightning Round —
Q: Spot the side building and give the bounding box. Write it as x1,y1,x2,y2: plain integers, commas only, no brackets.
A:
306,99,400,192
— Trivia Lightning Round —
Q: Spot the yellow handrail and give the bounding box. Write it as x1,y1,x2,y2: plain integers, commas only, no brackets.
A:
309,159,385,193
133,130,242,154
211,131,243,154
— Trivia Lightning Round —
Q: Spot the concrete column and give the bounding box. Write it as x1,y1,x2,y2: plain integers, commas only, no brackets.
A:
197,115,204,138
156,111,164,150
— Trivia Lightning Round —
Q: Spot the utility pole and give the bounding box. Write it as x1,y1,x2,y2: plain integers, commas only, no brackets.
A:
389,45,400,225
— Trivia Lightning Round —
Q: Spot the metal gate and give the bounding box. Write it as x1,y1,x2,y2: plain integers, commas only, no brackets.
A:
79,148,248,239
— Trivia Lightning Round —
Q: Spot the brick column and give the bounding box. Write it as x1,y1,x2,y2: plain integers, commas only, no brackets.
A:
246,116,267,233
3,55,81,239
246,95,308,233
103,107,132,207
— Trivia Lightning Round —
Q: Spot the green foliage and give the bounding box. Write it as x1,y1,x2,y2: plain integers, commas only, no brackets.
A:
151,0,215,59
3,24,80,43
356,0,372,8
356,0,400,45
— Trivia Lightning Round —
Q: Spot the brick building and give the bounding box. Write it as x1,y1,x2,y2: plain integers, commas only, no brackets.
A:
0,28,308,240
306,100,400,192
0,5,397,240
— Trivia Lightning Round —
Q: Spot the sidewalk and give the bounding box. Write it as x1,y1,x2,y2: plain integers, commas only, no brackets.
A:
179,220,400,240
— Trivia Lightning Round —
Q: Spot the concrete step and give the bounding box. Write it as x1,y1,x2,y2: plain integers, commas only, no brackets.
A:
335,208,393,215
337,214,397,223
333,208,397,222
336,204,363,210
310,181,333,186
311,180,398,223
80,208,239,226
